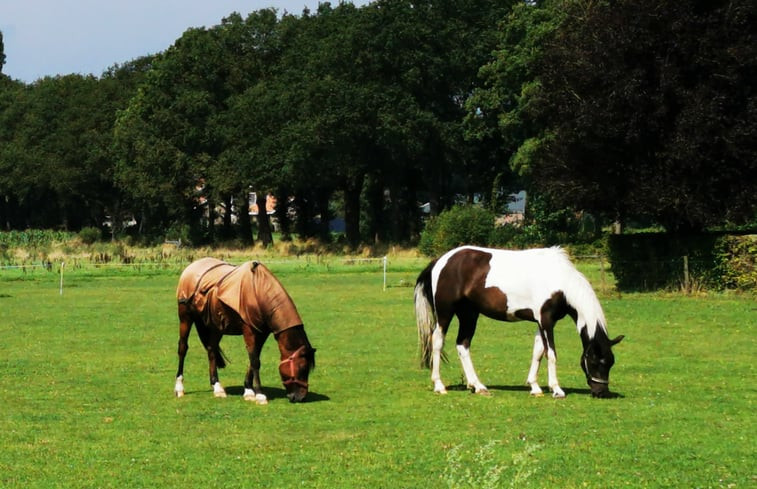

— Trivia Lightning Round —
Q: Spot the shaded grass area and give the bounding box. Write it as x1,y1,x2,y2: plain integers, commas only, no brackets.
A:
0,264,754,488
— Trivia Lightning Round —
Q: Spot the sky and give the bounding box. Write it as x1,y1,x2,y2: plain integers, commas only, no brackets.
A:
0,0,368,83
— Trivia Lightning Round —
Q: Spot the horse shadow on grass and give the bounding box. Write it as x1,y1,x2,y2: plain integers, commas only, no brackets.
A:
446,383,624,398
224,385,331,403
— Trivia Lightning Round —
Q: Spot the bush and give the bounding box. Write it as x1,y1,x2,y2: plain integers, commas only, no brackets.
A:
78,227,102,245
418,205,495,257
715,235,757,290
609,232,757,292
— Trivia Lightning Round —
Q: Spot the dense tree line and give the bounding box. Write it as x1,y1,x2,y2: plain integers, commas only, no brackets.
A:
0,0,754,247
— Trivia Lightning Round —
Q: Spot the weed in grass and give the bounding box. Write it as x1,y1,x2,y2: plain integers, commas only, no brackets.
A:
442,440,541,489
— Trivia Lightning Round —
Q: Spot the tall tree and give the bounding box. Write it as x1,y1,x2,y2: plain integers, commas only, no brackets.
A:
0,74,131,230
477,0,757,232
0,31,5,75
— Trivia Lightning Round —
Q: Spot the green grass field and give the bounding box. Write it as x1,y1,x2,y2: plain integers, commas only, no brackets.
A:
0,258,753,488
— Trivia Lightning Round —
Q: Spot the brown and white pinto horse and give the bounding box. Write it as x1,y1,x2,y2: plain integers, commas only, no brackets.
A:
174,258,315,403
415,246,622,398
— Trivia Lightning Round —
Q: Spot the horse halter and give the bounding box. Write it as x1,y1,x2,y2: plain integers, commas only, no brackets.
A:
582,356,610,385
280,345,309,389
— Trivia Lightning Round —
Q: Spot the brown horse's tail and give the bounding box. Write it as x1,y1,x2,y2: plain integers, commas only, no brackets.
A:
216,346,230,369
415,259,438,369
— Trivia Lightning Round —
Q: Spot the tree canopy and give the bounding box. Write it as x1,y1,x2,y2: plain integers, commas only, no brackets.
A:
0,0,754,245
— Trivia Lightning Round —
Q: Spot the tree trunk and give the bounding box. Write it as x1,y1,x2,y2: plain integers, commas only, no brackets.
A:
275,187,292,241
256,193,273,247
221,194,233,239
238,191,253,246
344,173,365,247
316,191,331,241
363,175,384,244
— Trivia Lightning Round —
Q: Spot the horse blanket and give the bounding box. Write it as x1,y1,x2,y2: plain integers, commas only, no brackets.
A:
176,258,302,334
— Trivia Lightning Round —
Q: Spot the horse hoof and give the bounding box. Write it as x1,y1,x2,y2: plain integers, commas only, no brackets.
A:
552,391,566,399
214,391,227,398
530,392,544,397
434,389,448,395
175,390,185,398
475,389,492,397
255,395,268,406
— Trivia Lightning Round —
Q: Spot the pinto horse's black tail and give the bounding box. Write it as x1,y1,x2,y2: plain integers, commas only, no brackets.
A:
415,259,439,369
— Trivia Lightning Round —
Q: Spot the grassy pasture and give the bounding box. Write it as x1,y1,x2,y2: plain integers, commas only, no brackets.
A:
0,258,753,488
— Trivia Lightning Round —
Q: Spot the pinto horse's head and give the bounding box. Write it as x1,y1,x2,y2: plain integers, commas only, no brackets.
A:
278,342,316,403
580,331,624,398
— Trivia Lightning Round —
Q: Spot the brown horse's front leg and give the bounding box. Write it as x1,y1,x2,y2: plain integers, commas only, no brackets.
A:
242,327,269,404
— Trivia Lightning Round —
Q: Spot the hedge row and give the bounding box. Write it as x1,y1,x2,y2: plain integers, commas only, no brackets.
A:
609,233,756,292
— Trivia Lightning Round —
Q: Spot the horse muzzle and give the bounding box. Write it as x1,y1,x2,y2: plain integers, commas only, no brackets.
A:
286,387,308,403
587,378,612,398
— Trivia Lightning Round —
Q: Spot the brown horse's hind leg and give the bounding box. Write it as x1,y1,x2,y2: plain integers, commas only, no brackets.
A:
175,302,193,397
202,330,227,398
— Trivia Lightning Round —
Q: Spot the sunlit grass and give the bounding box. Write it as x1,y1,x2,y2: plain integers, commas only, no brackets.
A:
0,262,753,488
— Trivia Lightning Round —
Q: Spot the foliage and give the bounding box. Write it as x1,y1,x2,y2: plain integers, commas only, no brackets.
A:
714,234,757,291
442,440,541,489
77,227,102,245
608,233,726,292
1,0,755,245
489,0,757,232
0,229,73,248
608,232,757,292
0,31,5,73
418,205,495,256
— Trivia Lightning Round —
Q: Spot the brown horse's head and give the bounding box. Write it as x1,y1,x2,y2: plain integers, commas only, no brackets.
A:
277,327,316,402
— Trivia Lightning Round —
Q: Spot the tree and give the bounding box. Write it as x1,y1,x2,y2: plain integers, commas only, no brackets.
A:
0,31,5,75
0,74,132,230
478,0,757,232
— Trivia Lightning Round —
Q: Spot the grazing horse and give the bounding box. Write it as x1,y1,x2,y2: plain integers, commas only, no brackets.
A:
415,246,622,398
174,258,315,403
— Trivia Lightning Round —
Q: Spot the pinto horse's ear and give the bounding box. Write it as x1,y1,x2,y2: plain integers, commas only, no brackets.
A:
610,335,625,346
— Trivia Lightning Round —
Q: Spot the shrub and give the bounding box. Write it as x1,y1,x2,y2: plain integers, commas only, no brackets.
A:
78,227,102,245
418,205,495,257
609,232,757,292
715,235,757,290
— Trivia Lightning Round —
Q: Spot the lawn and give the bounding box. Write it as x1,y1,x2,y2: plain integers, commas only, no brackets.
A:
0,258,753,488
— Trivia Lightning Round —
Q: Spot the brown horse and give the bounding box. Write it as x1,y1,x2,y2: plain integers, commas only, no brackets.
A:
174,258,315,403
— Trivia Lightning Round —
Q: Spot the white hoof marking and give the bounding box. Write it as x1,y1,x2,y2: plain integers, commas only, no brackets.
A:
528,381,543,397
243,389,268,405
213,382,227,398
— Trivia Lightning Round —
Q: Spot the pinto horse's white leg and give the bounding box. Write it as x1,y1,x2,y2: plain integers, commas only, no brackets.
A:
456,344,489,394
174,375,185,398
546,347,565,398
431,326,447,394
213,381,227,398
526,333,545,396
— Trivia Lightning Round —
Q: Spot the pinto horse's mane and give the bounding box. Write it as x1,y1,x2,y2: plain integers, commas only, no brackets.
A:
550,247,607,339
